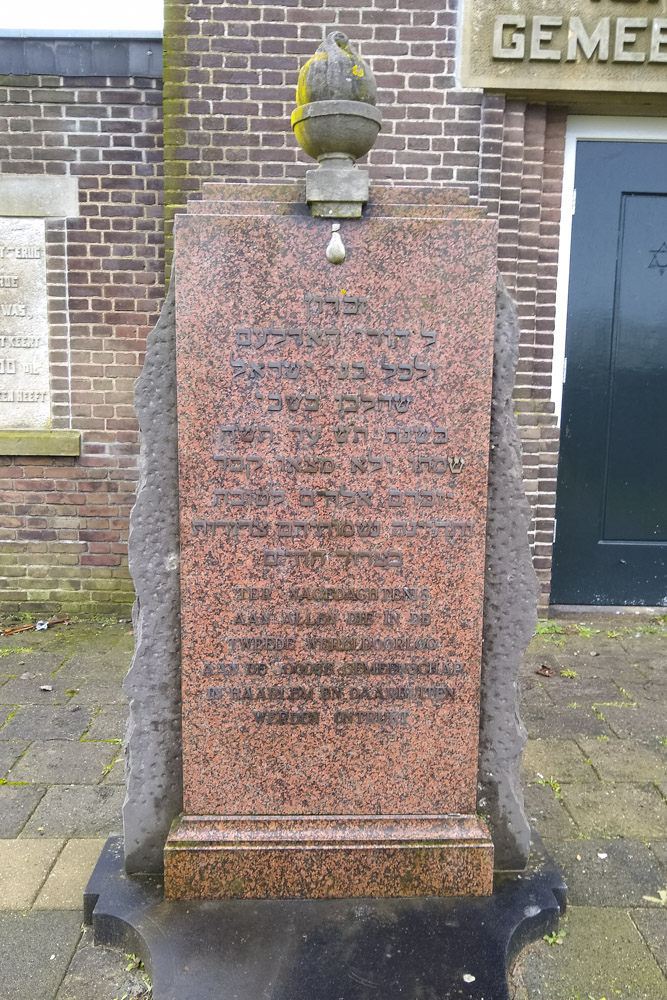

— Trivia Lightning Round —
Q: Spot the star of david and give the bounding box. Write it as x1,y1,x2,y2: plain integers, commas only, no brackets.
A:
649,242,667,276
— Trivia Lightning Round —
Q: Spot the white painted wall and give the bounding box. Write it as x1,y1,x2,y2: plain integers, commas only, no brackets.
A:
1,0,163,32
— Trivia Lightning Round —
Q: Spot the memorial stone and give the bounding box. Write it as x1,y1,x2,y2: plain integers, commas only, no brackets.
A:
163,174,499,896
0,218,50,429
87,37,566,995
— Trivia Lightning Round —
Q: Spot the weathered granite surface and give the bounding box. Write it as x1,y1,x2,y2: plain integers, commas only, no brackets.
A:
477,277,537,870
123,279,183,874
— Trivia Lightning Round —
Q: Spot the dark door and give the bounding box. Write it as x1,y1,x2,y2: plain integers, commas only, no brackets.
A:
552,140,667,606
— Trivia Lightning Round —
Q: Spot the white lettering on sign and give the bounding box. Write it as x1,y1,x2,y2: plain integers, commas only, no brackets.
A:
0,219,50,430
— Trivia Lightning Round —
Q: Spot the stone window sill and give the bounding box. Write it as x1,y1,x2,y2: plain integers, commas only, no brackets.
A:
0,430,81,456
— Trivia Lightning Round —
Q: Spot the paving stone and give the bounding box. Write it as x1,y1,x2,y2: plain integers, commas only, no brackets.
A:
549,651,645,688
535,668,630,704
577,738,667,782
0,911,82,1000
562,782,667,839
0,704,94,741
542,838,667,908
635,679,667,704
633,911,667,978
0,652,70,676
649,840,667,873
521,738,597,785
57,679,127,706
100,753,125,785
58,649,132,682
518,681,554,713
34,838,107,910
0,740,28,778
0,672,75,705
81,704,127,741
7,740,117,785
620,632,667,659
0,784,46,837
55,926,150,1000
602,703,667,747
0,705,18,732
630,658,667,685
519,906,667,1000
22,785,124,837
523,783,579,840
522,701,611,740
0,839,63,908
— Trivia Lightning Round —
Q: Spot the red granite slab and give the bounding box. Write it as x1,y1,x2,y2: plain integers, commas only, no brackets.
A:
188,200,485,220
166,198,497,899
201,182,472,206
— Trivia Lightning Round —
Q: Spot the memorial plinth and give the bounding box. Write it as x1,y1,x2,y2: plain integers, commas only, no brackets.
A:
164,184,498,899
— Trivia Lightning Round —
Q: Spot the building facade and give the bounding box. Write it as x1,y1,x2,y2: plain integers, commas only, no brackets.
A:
1,2,666,614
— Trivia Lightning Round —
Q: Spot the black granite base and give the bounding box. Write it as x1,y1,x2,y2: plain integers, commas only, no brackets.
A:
85,836,566,1000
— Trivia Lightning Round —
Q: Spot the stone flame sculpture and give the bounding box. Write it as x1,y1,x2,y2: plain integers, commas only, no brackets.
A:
291,32,382,218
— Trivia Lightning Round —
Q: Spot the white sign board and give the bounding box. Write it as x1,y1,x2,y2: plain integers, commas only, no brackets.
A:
0,218,51,430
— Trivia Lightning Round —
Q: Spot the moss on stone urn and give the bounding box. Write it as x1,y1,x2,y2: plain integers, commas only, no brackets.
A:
291,32,382,218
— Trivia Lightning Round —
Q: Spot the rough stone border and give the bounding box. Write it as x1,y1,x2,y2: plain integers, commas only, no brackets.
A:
123,274,536,873
123,279,182,873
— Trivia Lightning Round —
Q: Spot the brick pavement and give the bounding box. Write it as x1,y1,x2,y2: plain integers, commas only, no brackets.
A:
0,614,665,1000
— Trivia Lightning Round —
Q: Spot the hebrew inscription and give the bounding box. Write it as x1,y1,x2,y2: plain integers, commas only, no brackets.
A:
175,213,496,816
0,219,50,429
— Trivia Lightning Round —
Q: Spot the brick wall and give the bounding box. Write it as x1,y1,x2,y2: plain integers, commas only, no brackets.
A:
0,72,164,616
162,0,565,607
0,11,569,615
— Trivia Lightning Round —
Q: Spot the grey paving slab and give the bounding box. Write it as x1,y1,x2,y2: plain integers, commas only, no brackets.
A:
542,838,667,908
56,653,130,683
0,784,46,837
0,910,82,1000
521,737,598,785
0,672,75,705
522,701,611,740
543,673,632,706
0,704,94,740
0,740,28,778
523,783,579,840
649,839,667,873
0,652,70,675
577,737,667,782
633,911,667,978
81,704,127,741
562,782,667,839
602,702,667,747
620,632,667,659
518,906,667,1000
630,658,667,685
517,683,554,712
57,679,128,706
21,784,124,837
55,926,150,1000
7,739,117,785
99,753,124,785
543,652,646,688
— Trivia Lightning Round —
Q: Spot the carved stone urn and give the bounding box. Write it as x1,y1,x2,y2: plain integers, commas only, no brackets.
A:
291,31,382,218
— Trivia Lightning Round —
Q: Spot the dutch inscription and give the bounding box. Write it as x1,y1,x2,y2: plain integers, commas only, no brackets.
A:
181,283,480,728
176,211,494,783
0,218,50,429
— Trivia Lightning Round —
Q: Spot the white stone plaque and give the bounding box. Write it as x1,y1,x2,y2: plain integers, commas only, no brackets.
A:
0,218,50,430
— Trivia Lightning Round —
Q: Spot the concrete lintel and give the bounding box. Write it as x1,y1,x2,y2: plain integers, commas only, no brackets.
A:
0,430,81,456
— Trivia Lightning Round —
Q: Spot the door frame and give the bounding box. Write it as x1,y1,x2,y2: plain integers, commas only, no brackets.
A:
552,116,667,425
